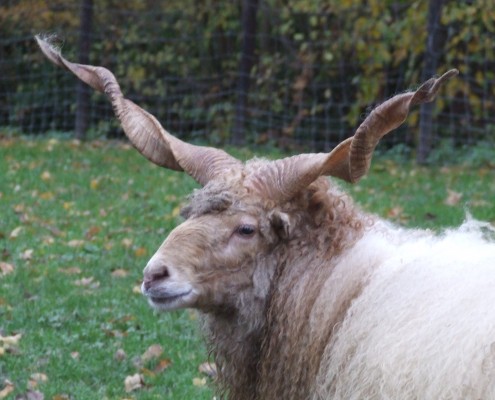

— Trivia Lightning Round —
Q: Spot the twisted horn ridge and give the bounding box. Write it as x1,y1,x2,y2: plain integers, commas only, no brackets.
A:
246,69,458,202
35,35,241,186
347,69,459,183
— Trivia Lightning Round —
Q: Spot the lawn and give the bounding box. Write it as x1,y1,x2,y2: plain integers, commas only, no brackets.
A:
1,136,494,399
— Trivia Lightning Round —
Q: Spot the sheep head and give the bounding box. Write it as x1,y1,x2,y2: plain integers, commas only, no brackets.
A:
36,36,457,313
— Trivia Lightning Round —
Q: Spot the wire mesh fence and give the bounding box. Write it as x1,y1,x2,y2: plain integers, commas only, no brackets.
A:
1,0,495,159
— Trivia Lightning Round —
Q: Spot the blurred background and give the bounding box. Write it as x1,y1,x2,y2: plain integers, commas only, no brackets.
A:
1,0,494,162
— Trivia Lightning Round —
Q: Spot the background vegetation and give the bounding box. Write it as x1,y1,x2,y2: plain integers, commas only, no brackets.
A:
0,0,494,159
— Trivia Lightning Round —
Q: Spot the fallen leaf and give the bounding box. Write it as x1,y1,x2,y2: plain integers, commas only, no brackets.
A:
0,262,14,276
9,226,22,239
28,373,48,389
192,377,207,387
199,362,217,378
111,269,129,278
141,344,163,363
68,240,85,248
20,249,34,261
58,267,81,275
52,395,70,400
121,238,133,248
0,380,14,399
444,189,462,206
19,390,44,400
90,179,100,190
40,171,52,181
154,358,172,373
0,333,22,346
114,348,126,362
132,285,142,294
85,226,101,239
386,206,403,219
134,247,147,258
74,277,100,289
124,373,144,392
39,192,54,200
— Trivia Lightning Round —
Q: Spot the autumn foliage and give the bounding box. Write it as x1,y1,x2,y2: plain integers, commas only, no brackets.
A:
0,0,494,149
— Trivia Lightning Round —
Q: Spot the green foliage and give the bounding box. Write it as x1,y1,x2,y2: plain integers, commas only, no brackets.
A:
1,1,494,148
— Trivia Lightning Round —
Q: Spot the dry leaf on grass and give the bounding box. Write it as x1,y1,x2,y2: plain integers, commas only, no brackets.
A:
58,267,81,275
0,333,22,346
141,344,163,363
124,373,144,392
28,373,48,389
154,359,172,374
0,262,14,276
74,277,100,289
192,377,207,387
68,239,85,248
114,348,127,362
19,390,45,400
0,380,14,399
444,189,462,206
111,269,129,278
9,226,22,239
134,247,148,257
20,249,34,261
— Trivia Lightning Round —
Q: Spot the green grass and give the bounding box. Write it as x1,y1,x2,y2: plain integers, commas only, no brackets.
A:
0,136,494,399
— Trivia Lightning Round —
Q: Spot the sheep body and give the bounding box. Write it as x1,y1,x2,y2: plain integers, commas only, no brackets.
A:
315,219,495,399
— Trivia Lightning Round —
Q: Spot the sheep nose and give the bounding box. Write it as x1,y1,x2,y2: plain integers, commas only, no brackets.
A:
143,268,170,291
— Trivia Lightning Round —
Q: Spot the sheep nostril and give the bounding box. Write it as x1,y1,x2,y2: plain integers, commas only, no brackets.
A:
152,268,169,281
143,268,170,291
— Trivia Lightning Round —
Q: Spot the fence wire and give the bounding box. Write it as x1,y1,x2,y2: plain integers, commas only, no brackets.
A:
1,0,494,157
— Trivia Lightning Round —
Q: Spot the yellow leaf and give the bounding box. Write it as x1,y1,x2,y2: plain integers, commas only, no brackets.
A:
134,247,148,257
40,191,54,200
0,333,22,345
63,202,74,210
192,377,207,387
90,179,100,190
40,171,52,181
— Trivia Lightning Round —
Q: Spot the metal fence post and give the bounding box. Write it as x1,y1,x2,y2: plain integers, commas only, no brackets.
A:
232,0,259,146
75,0,93,140
417,0,445,164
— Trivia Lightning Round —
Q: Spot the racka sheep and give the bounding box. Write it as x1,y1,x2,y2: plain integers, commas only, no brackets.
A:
37,36,495,400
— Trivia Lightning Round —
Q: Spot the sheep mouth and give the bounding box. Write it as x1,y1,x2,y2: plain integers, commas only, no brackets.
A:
148,290,194,310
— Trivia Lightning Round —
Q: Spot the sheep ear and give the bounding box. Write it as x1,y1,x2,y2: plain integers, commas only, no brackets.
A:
246,69,458,202
269,211,292,240
35,35,241,186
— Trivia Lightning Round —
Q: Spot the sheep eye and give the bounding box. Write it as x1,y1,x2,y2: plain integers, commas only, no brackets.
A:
236,224,256,237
